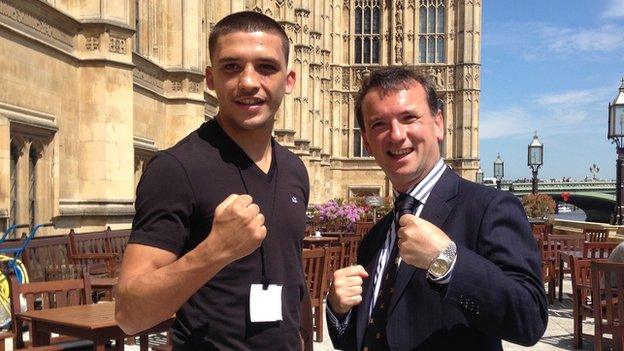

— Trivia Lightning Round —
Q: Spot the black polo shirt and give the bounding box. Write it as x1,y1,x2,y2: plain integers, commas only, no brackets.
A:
129,119,310,350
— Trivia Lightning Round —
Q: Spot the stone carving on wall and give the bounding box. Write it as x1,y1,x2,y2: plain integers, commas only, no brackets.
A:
109,36,126,54
353,68,370,89
295,8,310,18
133,67,164,94
171,81,182,92
85,36,99,51
0,0,73,50
342,68,350,90
427,67,444,89
189,82,201,93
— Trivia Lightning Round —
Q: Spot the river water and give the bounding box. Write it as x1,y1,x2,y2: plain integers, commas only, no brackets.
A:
553,210,587,222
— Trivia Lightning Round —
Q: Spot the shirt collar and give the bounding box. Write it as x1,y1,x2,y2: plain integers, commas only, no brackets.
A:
393,158,446,205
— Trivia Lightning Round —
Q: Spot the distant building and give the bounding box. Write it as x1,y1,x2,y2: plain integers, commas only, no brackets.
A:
0,0,481,234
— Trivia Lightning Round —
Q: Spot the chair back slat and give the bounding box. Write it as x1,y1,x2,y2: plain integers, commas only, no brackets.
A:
590,261,624,351
584,228,609,243
323,246,343,297
339,236,361,268
354,222,374,238
301,248,326,302
583,241,618,259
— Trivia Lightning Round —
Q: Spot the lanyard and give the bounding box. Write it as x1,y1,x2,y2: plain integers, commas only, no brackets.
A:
236,147,279,290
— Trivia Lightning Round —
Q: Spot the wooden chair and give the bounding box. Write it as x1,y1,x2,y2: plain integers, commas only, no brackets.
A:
299,291,314,351
536,237,555,304
68,230,118,278
106,229,131,268
584,228,609,243
7,272,98,350
583,241,619,259
591,261,624,351
339,236,361,268
323,245,343,297
548,233,585,301
569,256,603,348
354,221,374,238
302,248,327,342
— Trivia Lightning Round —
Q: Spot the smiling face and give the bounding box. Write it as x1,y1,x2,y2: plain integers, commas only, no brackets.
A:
206,30,296,136
361,83,444,192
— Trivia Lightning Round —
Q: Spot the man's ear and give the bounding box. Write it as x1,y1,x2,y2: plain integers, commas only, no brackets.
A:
285,70,296,94
362,129,372,155
434,109,444,143
205,66,215,90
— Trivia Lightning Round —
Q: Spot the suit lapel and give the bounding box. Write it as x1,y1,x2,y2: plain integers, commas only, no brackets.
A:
356,214,393,350
387,168,458,316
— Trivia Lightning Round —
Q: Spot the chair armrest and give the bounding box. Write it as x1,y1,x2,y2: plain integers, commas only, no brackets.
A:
69,253,117,260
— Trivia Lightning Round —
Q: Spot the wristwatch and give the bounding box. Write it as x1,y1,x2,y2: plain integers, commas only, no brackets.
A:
427,241,457,279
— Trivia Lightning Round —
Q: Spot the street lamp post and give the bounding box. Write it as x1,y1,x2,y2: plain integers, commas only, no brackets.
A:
528,132,544,194
494,153,504,190
475,168,484,184
608,78,624,225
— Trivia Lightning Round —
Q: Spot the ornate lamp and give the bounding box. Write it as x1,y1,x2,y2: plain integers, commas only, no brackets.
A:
475,167,484,184
493,153,504,190
608,78,624,224
528,132,544,194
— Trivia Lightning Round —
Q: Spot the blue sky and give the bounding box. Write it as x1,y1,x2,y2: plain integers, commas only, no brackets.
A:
480,0,624,181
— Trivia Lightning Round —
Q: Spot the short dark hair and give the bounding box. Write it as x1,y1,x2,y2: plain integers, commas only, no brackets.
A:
209,11,290,62
355,66,441,131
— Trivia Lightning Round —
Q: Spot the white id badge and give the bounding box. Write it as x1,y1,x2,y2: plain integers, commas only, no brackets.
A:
249,284,283,323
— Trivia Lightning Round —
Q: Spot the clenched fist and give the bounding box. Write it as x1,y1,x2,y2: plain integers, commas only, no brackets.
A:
327,265,369,316
201,194,267,264
396,215,451,269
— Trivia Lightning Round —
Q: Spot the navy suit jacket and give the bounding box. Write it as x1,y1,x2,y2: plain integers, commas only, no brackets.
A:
328,168,548,350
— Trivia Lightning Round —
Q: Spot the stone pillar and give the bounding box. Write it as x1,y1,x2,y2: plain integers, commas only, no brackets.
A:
452,0,481,179
0,115,8,228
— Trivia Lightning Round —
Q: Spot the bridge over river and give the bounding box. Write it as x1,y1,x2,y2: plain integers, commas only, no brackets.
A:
491,180,616,223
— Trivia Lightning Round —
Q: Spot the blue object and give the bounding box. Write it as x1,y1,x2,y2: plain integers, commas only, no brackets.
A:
0,222,53,278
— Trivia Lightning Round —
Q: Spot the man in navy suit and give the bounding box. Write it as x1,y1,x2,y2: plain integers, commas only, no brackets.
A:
326,67,548,350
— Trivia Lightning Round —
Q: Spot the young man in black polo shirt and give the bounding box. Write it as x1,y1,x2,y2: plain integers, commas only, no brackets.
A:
115,12,310,350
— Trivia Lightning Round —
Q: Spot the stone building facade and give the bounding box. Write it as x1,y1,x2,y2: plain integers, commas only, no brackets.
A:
0,0,481,234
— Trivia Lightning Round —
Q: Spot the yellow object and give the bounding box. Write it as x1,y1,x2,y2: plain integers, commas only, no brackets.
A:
0,255,28,327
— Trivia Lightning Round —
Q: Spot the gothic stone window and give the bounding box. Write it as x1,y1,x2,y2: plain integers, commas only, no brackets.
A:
28,144,40,230
9,128,53,235
418,0,445,63
354,0,381,64
9,141,19,227
353,117,369,157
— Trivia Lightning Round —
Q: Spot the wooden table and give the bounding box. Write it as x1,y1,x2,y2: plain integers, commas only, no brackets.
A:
18,302,173,351
303,236,338,248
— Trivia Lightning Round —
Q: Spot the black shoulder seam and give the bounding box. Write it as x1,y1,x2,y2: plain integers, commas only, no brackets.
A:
160,150,198,206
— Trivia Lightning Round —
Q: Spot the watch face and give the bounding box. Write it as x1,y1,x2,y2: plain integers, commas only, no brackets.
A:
430,258,450,277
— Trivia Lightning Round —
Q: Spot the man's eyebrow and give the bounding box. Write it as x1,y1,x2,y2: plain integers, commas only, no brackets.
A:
216,57,239,63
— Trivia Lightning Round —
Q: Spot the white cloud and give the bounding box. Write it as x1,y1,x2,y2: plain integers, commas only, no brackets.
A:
602,0,624,18
484,21,624,61
535,87,613,107
480,107,535,139
543,24,624,54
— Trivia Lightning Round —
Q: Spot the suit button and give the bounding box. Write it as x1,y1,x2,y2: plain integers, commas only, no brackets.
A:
376,332,381,339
